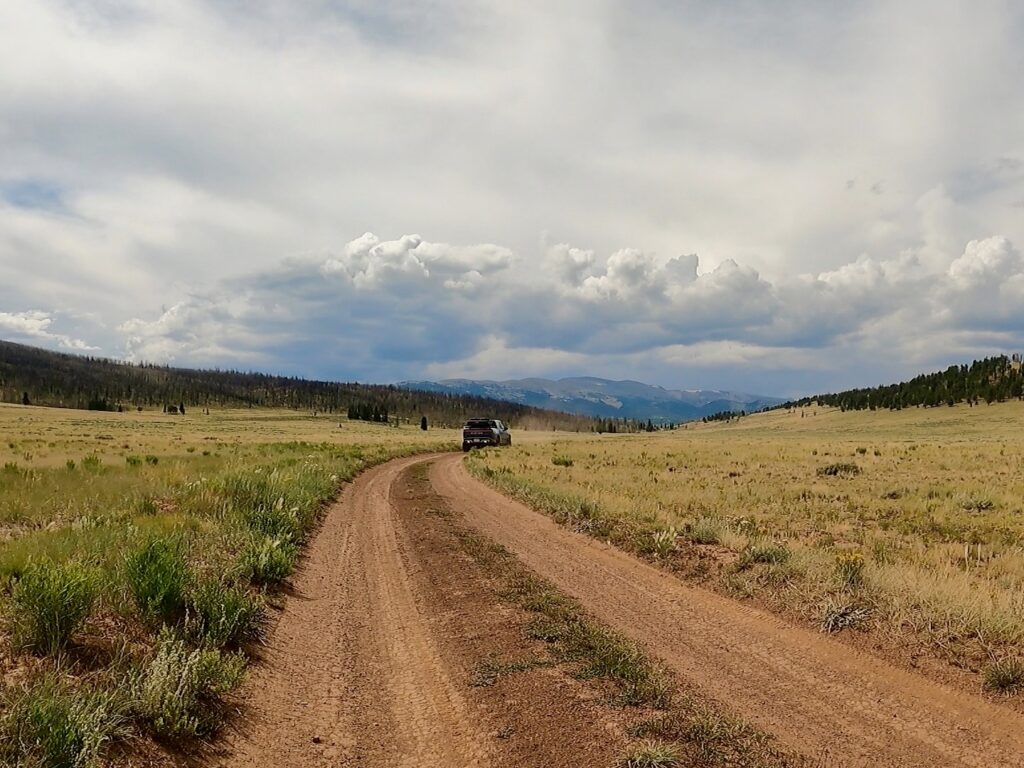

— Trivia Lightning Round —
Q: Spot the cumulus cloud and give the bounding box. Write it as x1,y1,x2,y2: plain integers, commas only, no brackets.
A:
322,233,513,290
107,230,1024,394
0,311,96,350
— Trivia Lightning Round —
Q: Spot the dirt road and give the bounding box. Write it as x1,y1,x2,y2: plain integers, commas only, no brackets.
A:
218,455,626,767
430,454,1024,768
220,455,488,767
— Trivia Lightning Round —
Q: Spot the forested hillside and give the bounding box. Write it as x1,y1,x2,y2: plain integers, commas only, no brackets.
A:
0,340,603,430
787,355,1024,411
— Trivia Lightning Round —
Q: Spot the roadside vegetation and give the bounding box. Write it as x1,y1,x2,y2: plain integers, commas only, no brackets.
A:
466,399,1024,696
0,404,453,766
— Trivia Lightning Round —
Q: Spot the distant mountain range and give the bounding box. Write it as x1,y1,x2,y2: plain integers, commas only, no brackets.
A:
400,377,783,423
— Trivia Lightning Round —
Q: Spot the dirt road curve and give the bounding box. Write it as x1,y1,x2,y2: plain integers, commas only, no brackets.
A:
221,454,491,767
430,454,1024,768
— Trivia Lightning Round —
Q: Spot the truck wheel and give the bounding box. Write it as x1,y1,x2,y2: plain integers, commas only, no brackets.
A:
462,444,470,452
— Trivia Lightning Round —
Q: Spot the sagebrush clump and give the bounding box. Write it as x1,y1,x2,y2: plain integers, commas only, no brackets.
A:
132,629,246,738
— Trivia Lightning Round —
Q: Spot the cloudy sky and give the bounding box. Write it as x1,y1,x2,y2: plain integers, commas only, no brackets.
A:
2,0,1023,396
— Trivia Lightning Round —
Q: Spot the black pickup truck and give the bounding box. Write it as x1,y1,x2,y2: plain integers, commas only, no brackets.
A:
462,418,512,452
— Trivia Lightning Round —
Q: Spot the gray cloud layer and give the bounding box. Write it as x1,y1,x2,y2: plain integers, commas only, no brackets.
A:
2,1,1023,394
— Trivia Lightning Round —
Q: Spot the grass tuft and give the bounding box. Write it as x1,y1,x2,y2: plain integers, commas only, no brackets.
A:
10,560,98,655
816,462,861,477
470,656,548,687
238,534,298,586
620,740,683,767
0,675,129,768
686,517,722,545
833,551,865,589
983,657,1024,694
462,530,672,709
123,536,189,625
737,542,790,569
187,578,265,648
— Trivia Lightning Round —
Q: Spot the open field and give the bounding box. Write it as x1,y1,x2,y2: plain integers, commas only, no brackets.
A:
0,403,457,766
468,400,1024,694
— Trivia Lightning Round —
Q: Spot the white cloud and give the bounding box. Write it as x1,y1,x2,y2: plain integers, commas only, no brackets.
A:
0,310,95,350
948,237,1020,284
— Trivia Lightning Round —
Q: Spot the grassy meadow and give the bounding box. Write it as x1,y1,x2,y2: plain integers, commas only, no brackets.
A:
468,401,1024,694
0,403,456,766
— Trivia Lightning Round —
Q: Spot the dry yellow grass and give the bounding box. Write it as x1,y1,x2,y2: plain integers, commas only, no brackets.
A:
0,402,458,468
0,404,460,544
469,400,1024,681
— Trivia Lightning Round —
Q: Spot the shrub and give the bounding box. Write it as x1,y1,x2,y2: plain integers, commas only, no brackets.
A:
551,455,574,467
81,455,102,473
620,741,682,767
125,455,142,467
10,561,98,655
123,537,189,625
188,578,265,648
737,542,790,569
0,676,129,768
132,629,246,738
983,658,1024,693
144,455,159,466
816,462,861,477
834,551,865,589
238,534,298,586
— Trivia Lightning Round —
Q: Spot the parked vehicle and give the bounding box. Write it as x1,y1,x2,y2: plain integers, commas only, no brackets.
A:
462,418,512,451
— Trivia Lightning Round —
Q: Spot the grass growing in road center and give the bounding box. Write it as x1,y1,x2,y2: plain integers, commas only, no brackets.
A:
406,462,805,768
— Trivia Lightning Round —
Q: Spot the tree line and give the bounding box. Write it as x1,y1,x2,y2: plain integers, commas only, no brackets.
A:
0,340,618,431
783,355,1024,412
702,410,746,423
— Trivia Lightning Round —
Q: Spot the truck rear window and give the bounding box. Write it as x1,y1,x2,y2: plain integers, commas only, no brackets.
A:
465,420,495,428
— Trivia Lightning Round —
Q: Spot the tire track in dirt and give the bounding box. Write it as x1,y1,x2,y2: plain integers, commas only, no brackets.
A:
219,454,489,767
431,454,1024,768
